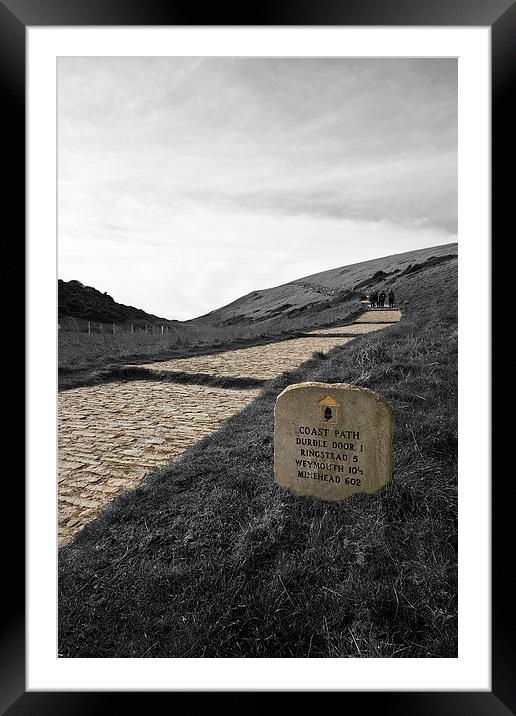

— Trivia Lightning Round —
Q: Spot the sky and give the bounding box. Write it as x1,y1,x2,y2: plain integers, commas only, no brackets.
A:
58,57,457,320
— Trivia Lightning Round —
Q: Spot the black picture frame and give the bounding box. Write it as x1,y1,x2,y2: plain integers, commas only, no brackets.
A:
7,0,510,711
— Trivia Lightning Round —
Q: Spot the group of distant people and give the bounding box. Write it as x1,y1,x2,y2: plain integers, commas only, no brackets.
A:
369,289,395,308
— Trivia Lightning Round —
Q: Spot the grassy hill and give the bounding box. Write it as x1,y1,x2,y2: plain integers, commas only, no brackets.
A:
191,242,457,325
58,248,458,658
58,279,172,327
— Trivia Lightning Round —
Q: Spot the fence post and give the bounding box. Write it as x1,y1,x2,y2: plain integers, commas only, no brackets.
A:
161,325,164,335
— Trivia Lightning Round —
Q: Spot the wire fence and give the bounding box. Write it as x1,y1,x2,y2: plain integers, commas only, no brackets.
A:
58,317,174,335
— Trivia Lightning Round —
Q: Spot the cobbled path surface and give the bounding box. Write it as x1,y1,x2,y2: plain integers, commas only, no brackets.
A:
58,307,400,546
135,336,356,380
58,382,260,546
354,309,401,323
305,322,394,336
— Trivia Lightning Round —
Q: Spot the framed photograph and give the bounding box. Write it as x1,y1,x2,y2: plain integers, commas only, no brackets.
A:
8,0,509,709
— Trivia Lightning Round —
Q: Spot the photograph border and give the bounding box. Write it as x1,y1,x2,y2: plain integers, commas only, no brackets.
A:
6,0,510,710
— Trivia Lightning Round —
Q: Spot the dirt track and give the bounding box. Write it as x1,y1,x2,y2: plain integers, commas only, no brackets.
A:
58,308,400,546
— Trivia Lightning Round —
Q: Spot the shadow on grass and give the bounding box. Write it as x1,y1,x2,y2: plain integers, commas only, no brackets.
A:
59,365,267,392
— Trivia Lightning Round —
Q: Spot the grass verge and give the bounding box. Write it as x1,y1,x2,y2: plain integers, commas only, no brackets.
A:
59,366,267,392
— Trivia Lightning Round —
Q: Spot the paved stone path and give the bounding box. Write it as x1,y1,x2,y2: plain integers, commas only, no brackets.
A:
354,309,400,323
58,382,260,546
135,336,356,381
134,311,401,380
58,308,400,546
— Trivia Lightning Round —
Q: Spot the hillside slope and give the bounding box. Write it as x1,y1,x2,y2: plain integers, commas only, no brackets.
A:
59,251,458,658
191,242,457,325
58,279,172,326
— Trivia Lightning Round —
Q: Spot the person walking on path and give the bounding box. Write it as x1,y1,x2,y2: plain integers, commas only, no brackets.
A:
388,290,395,308
379,291,386,307
369,290,377,308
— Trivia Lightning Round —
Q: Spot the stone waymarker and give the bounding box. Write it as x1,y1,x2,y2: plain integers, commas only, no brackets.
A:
274,382,394,500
